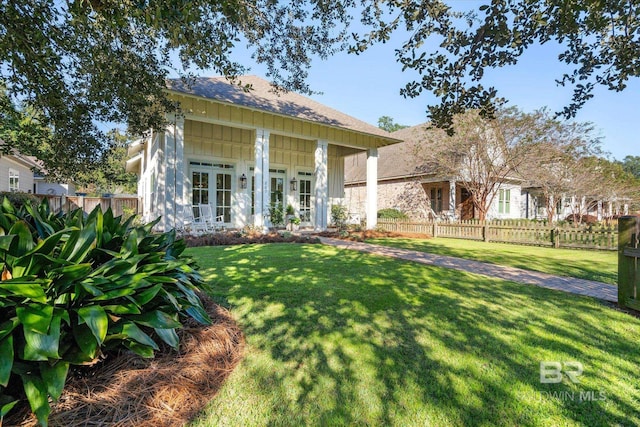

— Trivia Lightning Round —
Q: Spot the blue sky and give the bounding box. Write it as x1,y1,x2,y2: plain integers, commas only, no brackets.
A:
188,15,638,162
302,41,638,162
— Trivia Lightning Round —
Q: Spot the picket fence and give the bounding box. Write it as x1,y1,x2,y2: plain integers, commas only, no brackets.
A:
377,218,618,251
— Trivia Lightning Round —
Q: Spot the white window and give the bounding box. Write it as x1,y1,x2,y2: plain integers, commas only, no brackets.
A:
499,189,511,214
298,171,314,223
9,169,19,192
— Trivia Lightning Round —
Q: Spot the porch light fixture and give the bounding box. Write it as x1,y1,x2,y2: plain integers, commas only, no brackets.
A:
240,173,247,189
290,177,297,192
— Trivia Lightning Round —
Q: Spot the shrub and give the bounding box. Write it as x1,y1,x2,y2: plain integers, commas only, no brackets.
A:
377,208,409,220
269,202,284,227
330,204,348,230
0,198,211,426
0,192,41,210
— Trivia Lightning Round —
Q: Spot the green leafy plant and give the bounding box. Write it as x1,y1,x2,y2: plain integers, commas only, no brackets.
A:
0,198,211,426
330,204,348,231
269,202,285,227
377,208,408,220
285,204,295,216
289,216,301,225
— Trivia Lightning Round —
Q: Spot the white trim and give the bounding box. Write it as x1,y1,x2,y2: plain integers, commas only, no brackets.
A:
366,148,378,229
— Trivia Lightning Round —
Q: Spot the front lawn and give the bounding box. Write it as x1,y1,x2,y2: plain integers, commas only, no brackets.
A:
188,244,639,426
366,237,618,285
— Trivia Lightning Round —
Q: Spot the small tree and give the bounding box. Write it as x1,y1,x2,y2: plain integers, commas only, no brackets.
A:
415,108,548,220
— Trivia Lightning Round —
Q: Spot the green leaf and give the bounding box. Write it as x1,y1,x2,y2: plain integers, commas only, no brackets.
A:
107,321,159,350
22,311,61,361
77,306,108,345
0,336,14,387
123,341,155,358
132,284,162,306
59,226,97,263
17,304,53,334
155,328,179,349
0,280,47,303
8,220,35,256
0,399,19,419
72,323,99,360
0,317,20,341
130,310,182,329
185,305,212,326
102,303,141,315
0,234,15,251
40,361,69,401
20,373,51,426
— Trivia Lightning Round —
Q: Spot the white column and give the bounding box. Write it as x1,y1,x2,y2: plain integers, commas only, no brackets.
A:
254,129,270,231
175,115,185,230
163,118,176,231
449,179,456,218
597,200,603,221
366,148,378,230
314,140,328,230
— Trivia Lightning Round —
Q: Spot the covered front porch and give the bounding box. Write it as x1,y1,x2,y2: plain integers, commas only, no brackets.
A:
421,179,475,221
128,76,400,232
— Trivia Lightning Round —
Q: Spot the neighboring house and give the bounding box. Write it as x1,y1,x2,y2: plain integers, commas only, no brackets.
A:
344,124,525,221
0,153,36,193
0,153,75,195
522,188,629,221
126,75,401,231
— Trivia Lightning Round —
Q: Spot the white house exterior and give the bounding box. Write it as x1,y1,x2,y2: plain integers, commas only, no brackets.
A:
0,154,36,193
127,76,400,231
344,124,527,221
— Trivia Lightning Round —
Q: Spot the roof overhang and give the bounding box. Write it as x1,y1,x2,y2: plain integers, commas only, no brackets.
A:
126,153,142,173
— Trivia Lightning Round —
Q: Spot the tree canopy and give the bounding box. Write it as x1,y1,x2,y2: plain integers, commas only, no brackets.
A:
2,0,639,177
377,116,408,133
355,0,640,130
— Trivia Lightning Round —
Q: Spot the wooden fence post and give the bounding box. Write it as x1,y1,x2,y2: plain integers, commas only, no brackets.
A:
483,223,489,242
618,216,640,310
551,227,560,248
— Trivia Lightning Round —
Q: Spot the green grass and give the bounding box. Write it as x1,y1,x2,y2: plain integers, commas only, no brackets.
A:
365,237,618,285
187,244,639,426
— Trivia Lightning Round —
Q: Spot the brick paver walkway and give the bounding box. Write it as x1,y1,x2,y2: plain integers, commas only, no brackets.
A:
319,237,617,303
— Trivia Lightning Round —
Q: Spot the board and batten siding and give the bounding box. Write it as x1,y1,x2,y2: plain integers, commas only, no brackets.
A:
181,120,345,228
175,93,389,151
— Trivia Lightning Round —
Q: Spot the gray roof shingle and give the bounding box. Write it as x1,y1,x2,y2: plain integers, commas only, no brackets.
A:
345,123,438,183
167,75,399,141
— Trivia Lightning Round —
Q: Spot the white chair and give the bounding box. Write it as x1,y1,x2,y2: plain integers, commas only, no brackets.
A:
179,206,208,235
199,203,225,231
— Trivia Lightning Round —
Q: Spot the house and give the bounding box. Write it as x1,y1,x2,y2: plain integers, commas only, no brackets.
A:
344,124,525,221
126,76,401,231
0,153,37,193
0,152,75,195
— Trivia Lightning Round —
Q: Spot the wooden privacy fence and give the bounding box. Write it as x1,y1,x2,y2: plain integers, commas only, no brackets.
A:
619,216,640,311
36,194,141,218
377,218,618,251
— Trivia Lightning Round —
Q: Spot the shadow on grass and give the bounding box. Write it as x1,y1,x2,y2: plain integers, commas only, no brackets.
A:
189,244,639,426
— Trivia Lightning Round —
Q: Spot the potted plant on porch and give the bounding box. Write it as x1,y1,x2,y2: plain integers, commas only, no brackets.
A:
285,204,300,231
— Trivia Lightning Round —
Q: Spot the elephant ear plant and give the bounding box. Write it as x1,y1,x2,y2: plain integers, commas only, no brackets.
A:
0,198,211,426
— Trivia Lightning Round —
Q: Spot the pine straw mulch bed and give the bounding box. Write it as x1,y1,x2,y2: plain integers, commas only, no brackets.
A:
9,295,245,427
315,229,432,241
183,230,321,247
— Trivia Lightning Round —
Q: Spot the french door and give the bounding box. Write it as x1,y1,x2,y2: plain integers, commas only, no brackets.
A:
191,162,234,224
298,171,313,224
